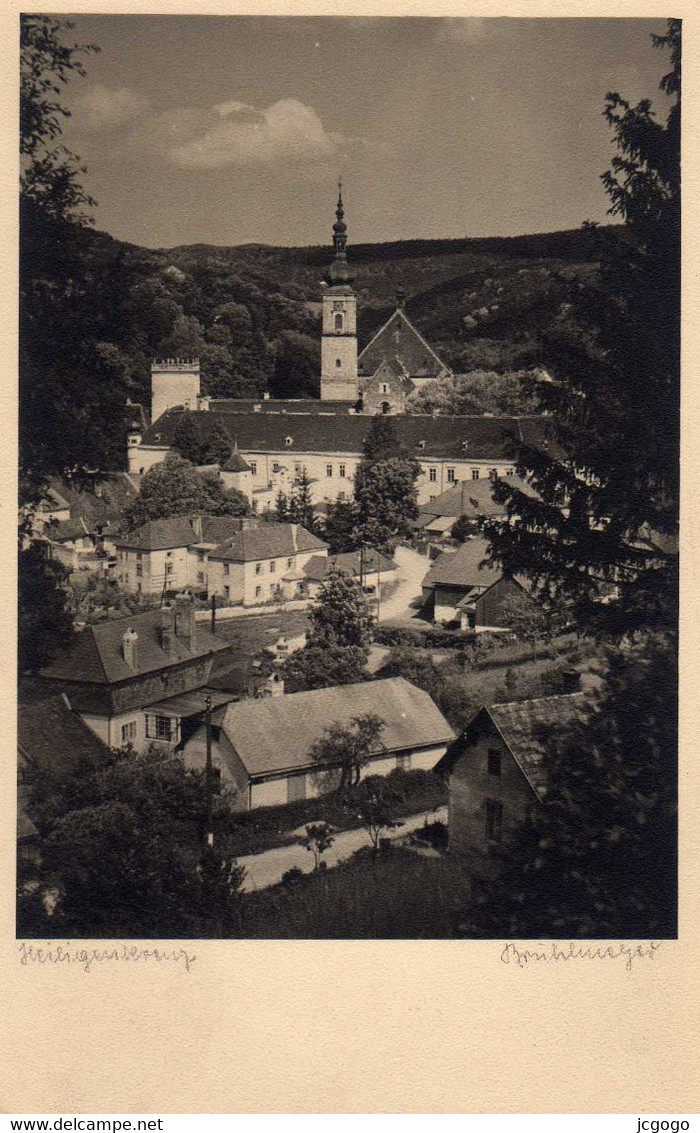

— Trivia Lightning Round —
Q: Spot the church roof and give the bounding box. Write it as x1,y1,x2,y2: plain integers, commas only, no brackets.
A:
358,308,451,381
140,408,560,463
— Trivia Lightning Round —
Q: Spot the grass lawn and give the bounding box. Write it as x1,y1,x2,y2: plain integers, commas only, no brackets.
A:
212,608,310,651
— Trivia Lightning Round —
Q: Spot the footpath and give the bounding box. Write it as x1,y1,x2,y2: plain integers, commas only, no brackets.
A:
238,805,447,892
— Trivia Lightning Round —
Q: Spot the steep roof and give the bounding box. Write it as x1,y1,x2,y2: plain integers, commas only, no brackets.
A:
114,516,198,551
141,408,557,462
422,537,502,590
488,693,588,799
358,308,451,380
303,550,395,582
114,514,250,551
221,448,252,472
218,677,455,778
435,692,587,800
39,608,228,685
46,473,141,530
419,475,539,519
208,523,327,563
18,695,110,775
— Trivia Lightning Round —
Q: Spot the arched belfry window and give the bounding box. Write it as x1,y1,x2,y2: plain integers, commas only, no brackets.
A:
334,313,343,332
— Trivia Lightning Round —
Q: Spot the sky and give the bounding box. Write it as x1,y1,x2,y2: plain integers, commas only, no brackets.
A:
58,16,671,250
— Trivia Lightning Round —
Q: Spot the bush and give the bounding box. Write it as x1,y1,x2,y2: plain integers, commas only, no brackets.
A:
216,769,447,858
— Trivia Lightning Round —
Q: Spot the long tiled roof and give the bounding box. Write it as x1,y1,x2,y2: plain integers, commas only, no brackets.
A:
303,549,396,582
115,516,199,551
141,407,556,461
419,475,539,519
209,398,357,415
208,522,327,563
218,677,455,778
40,608,228,685
422,537,502,589
114,514,251,551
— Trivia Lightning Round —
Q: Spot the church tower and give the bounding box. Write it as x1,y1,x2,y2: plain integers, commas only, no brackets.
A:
320,183,359,402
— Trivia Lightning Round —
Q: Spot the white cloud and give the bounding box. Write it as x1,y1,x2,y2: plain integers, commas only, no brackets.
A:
133,96,387,171
71,84,148,131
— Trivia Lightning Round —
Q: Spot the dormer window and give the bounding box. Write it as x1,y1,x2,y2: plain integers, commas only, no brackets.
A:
285,436,293,447
461,440,469,451
417,440,426,451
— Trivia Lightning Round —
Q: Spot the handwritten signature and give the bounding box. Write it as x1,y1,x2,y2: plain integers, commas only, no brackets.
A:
501,940,663,971
17,941,197,973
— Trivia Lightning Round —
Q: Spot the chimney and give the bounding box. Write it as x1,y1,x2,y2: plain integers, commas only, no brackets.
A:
160,605,174,655
191,514,203,540
122,628,139,669
561,669,581,694
291,523,299,552
174,591,197,651
266,672,285,698
263,392,270,401
395,288,406,311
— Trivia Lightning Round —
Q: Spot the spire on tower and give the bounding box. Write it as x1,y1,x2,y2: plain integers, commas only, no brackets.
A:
328,178,353,284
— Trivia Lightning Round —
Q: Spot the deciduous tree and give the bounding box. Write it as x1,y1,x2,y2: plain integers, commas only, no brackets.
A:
309,715,386,790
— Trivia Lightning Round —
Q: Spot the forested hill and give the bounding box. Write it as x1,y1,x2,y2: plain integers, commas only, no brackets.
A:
22,213,618,471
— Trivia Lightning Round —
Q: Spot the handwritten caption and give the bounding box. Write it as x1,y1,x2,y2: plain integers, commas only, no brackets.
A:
501,940,663,971
18,941,197,973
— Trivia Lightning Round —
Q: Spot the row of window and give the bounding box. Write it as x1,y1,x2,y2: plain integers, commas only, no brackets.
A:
258,460,516,483
428,467,515,484
253,557,296,576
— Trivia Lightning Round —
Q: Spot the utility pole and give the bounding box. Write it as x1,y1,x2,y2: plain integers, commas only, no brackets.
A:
210,592,216,635
204,694,214,847
376,553,381,622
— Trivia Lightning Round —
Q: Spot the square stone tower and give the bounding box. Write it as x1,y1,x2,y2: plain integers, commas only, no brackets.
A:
151,359,201,425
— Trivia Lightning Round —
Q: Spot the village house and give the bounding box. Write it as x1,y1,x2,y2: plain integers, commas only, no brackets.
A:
114,514,256,596
434,688,586,854
414,474,539,541
37,595,233,754
301,548,397,597
183,676,455,810
207,522,328,606
421,535,538,629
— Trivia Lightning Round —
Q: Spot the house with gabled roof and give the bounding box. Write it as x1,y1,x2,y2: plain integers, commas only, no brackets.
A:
415,475,539,540
207,521,327,606
183,676,455,810
301,548,397,597
434,688,586,854
38,595,233,755
114,514,257,596
421,535,538,629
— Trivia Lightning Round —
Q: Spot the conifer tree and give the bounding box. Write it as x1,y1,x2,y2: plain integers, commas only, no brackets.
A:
482,21,680,635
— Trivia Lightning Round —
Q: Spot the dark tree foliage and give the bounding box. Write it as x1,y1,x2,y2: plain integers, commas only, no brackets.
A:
354,416,420,549
459,633,677,939
482,22,680,636
18,543,74,673
323,498,359,554
282,568,374,691
309,714,386,790
122,454,249,530
20,749,246,938
20,14,98,223
287,470,319,534
270,330,320,399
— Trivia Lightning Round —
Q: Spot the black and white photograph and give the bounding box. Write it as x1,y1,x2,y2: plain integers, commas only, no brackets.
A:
17,13,679,942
